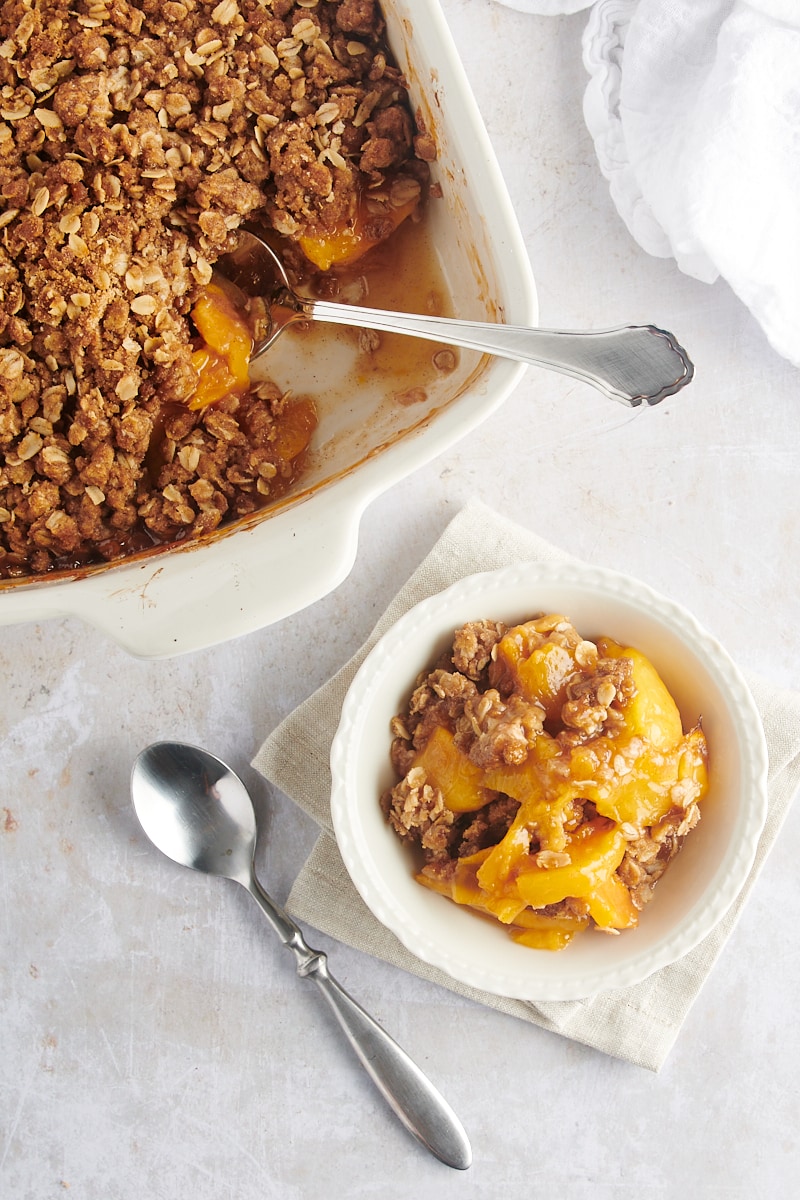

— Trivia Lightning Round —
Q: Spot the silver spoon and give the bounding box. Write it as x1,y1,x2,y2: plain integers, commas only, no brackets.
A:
130,740,472,1171
220,230,694,407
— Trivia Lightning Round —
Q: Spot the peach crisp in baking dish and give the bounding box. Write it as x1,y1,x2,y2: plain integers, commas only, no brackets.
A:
382,615,709,951
0,0,437,578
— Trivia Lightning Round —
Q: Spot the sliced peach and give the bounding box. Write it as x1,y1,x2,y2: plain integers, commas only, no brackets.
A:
514,822,627,909
510,907,590,950
188,283,253,410
270,397,318,464
584,872,639,931
298,194,419,271
412,725,494,813
417,849,528,925
598,638,683,749
594,726,708,827
490,619,579,719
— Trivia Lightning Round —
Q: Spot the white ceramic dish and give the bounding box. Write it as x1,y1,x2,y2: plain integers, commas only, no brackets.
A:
329,562,769,1001
0,0,536,658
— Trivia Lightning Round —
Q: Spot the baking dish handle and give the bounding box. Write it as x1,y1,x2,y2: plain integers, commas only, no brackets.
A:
0,489,366,658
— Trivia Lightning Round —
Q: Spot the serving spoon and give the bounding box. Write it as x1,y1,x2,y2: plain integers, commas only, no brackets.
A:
130,740,472,1171
220,230,694,407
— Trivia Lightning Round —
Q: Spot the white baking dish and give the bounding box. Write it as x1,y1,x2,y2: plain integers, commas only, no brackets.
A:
0,0,536,657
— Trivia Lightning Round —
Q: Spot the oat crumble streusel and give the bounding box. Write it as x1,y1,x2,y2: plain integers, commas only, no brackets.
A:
381,615,709,951
0,0,434,577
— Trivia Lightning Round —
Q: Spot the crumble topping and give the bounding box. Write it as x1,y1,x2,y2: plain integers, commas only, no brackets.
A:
0,0,432,577
381,616,708,949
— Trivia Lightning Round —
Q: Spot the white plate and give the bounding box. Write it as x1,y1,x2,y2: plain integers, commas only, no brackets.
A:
330,561,768,1001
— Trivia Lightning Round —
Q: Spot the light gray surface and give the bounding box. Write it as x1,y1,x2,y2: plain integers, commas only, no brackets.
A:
3,3,800,1196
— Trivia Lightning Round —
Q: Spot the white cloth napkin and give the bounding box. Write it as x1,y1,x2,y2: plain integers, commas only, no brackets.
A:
253,501,800,1072
497,0,800,368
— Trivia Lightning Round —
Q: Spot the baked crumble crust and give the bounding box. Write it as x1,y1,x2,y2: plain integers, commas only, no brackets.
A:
0,0,431,576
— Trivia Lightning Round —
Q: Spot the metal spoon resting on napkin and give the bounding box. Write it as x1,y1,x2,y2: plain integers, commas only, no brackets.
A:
219,229,694,408
130,741,472,1171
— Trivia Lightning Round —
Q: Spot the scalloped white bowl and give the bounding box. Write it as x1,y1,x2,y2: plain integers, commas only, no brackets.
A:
330,561,768,1001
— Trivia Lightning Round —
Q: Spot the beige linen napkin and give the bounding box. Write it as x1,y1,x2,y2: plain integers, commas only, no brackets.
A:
253,501,800,1071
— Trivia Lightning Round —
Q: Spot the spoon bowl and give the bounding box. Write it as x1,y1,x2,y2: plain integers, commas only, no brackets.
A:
219,230,694,407
130,740,471,1170
132,742,256,882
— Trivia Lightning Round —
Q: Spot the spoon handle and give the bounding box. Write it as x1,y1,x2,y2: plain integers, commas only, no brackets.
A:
248,877,471,1170
305,299,693,407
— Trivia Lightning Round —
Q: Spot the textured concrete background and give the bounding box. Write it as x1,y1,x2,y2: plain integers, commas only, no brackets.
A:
2,2,799,1196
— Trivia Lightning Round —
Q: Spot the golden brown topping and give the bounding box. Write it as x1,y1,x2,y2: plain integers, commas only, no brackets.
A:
0,0,432,577
383,615,709,951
